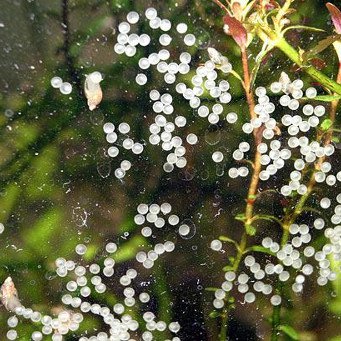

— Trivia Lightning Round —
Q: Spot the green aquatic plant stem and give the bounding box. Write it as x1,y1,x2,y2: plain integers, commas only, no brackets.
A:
257,28,341,95
153,262,173,332
219,308,229,341
270,60,341,341
62,0,79,86
329,62,341,137
219,47,262,341
276,0,294,22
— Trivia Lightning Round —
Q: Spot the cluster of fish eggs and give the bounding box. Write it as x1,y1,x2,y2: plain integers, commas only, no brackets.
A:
148,90,198,172
50,76,72,95
176,60,232,115
113,7,236,173
239,86,277,138
257,139,291,181
103,122,143,179
136,48,192,86
175,58,236,164
114,7,195,72
5,201,183,340
224,73,333,191
54,219,181,340
135,202,196,242
210,205,341,310
261,221,339,290
6,306,83,341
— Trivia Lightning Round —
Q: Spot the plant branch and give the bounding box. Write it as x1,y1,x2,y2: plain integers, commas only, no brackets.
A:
62,0,81,90
211,0,229,13
270,59,341,341
219,46,262,341
241,48,257,121
257,28,341,95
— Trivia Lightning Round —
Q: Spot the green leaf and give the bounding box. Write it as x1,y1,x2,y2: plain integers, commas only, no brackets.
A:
25,146,58,199
303,94,341,102
223,265,234,271
24,208,63,258
245,224,256,236
0,183,20,222
229,69,243,82
119,215,137,234
235,213,246,222
245,245,275,256
278,325,299,340
209,311,221,318
301,206,322,215
328,336,341,341
82,244,99,262
302,34,341,63
219,235,239,248
321,118,333,131
253,215,282,226
219,235,234,242
205,287,220,292
283,25,325,34
332,136,340,143
114,235,147,263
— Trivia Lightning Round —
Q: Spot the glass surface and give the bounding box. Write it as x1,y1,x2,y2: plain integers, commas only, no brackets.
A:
1,0,341,340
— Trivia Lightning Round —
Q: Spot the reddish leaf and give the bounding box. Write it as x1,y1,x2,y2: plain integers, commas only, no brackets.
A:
327,2,341,34
223,14,247,49
310,57,327,70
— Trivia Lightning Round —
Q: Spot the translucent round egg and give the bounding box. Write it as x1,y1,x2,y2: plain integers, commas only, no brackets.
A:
127,11,139,24
212,151,223,163
136,73,147,85
145,7,157,20
184,34,196,46
51,76,63,88
60,82,72,95
176,23,188,34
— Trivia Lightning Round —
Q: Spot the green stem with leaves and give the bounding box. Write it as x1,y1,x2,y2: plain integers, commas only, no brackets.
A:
257,28,341,95
270,60,341,341
219,46,262,341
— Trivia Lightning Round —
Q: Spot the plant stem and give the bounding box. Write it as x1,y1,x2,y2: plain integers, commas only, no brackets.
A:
329,63,341,137
271,289,282,341
270,59,341,341
219,309,229,341
257,29,341,95
283,63,341,229
241,48,257,121
219,47,262,341
211,0,229,13
62,0,80,89
276,37,341,95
